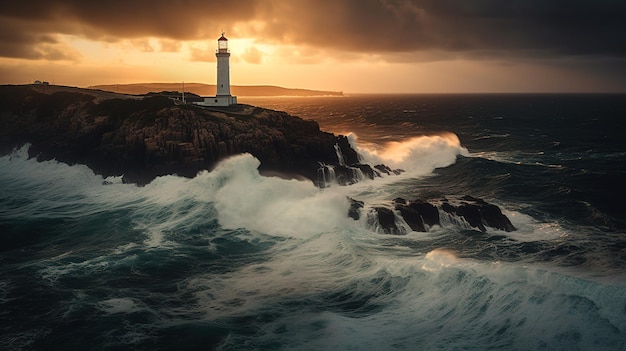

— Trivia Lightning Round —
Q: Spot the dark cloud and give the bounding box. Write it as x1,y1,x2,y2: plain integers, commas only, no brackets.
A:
0,0,260,60
1,0,625,61
0,0,260,39
253,0,626,58
0,17,80,60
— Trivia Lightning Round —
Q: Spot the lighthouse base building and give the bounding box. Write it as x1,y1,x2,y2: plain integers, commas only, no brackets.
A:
198,95,237,107
196,32,237,107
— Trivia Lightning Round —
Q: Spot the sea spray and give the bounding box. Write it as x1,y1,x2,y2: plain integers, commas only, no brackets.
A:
207,154,352,237
351,132,469,174
334,143,346,166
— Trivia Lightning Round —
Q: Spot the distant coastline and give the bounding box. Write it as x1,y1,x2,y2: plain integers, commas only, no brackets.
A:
89,83,343,97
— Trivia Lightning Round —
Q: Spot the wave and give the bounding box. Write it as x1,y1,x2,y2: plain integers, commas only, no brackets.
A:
469,150,566,169
348,132,469,175
187,244,626,350
2,142,625,350
0,141,617,254
3,141,622,270
1,131,469,239
0,145,128,220
187,155,352,238
0,140,613,252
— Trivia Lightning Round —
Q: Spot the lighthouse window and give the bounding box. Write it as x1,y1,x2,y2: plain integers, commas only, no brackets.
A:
221,84,223,87
215,99,218,103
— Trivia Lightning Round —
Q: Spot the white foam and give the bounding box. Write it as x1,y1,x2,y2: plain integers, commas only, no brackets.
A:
353,132,469,175
421,248,461,272
98,298,141,314
39,256,111,283
185,235,626,351
206,154,352,238
183,230,381,319
45,253,140,282
2,134,472,240
0,145,143,220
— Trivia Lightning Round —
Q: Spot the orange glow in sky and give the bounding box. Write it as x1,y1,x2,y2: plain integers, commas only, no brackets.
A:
1,1,625,93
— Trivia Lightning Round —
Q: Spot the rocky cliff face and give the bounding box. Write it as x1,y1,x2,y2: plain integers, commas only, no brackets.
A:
1,85,517,232
0,85,357,185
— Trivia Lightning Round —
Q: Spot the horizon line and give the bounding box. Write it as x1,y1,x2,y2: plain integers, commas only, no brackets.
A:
7,82,626,95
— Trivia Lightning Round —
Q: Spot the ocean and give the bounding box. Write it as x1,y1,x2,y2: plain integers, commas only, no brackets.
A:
1,94,625,350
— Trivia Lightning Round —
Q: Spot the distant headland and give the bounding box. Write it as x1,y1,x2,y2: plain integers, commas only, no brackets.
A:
89,83,343,97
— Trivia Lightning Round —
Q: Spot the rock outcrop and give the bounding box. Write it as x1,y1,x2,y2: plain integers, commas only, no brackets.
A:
354,196,516,234
440,195,516,232
0,85,359,185
1,85,516,234
393,198,440,232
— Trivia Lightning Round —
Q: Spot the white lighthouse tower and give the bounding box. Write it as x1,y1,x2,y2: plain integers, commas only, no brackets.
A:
197,32,237,107
216,33,231,96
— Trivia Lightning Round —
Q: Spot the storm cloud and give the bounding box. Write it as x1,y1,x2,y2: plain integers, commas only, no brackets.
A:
1,0,625,61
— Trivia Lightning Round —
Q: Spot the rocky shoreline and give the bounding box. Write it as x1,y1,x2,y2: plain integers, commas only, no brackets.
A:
1,84,515,233
0,85,357,185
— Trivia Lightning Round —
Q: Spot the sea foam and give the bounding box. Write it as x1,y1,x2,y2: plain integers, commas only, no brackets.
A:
349,132,469,174
196,154,352,238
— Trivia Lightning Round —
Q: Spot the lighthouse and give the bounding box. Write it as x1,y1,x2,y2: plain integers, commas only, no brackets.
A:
216,33,231,96
197,32,237,107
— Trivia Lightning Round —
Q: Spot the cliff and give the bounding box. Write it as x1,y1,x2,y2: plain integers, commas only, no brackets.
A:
0,84,516,233
0,85,355,185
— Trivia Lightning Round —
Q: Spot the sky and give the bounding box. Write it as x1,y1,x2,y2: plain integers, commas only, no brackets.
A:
1,0,625,93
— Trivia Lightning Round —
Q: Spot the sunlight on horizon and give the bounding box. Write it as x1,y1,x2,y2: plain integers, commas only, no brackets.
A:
0,33,622,93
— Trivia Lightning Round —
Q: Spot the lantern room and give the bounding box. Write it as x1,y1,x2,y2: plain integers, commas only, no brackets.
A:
218,33,228,53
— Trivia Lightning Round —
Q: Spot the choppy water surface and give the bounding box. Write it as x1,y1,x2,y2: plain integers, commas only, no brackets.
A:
1,94,625,350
